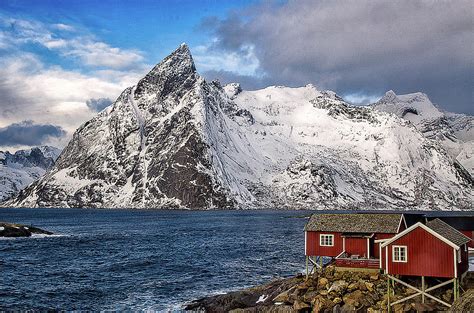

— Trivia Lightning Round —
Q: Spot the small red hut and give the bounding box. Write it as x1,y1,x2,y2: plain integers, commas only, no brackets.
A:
380,218,470,279
380,218,470,308
304,213,406,269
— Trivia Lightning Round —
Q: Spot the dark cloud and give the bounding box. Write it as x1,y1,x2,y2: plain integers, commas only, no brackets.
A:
0,120,66,146
203,0,474,114
86,98,113,112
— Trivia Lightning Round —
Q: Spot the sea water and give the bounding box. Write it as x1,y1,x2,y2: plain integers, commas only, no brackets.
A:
0,208,309,311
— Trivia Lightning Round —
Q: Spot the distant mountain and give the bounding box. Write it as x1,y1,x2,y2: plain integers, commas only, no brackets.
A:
5,45,472,210
0,146,61,201
372,91,473,175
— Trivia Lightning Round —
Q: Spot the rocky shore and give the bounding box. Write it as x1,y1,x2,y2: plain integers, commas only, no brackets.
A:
186,266,474,312
0,222,53,237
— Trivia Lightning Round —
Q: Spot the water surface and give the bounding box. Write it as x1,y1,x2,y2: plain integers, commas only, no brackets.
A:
0,208,308,311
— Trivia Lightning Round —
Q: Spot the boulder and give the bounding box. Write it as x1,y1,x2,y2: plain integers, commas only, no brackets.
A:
342,290,364,307
364,282,374,292
318,277,329,289
274,290,291,303
303,290,318,303
328,280,348,294
370,274,379,281
332,297,342,304
340,303,356,313
293,299,310,311
347,282,358,291
311,296,334,313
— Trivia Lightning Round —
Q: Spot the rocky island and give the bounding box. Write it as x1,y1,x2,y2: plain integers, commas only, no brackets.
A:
0,222,53,237
186,266,474,312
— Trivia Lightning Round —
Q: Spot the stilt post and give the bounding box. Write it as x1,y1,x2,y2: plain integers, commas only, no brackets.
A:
421,276,425,303
305,256,309,279
387,277,391,313
319,256,323,272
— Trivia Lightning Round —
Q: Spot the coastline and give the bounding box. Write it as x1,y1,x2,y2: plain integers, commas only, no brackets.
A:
185,266,474,312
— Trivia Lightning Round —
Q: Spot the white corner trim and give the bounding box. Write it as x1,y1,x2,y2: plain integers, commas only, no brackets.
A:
453,248,457,278
305,231,307,256
385,246,389,274
379,243,382,268
367,238,370,258
343,237,346,251
397,214,407,233
381,222,460,249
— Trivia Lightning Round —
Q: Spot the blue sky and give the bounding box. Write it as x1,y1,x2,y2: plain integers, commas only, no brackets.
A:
0,0,472,150
0,0,257,72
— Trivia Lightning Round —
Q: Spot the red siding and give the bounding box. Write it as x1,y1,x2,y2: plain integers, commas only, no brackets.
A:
345,237,368,257
383,226,455,278
305,231,343,257
460,231,473,248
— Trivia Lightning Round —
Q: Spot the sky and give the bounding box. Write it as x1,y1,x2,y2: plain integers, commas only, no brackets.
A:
0,0,472,151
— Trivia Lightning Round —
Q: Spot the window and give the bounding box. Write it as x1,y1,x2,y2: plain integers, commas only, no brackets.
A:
392,245,407,262
320,234,334,246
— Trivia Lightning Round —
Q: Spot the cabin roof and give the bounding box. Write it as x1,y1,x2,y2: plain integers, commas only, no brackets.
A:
304,213,403,233
425,216,474,230
426,218,471,247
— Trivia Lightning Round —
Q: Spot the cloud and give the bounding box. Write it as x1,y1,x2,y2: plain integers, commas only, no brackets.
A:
86,98,113,112
0,53,143,148
0,120,66,147
202,0,474,114
194,41,261,77
0,16,144,69
52,23,75,32
64,40,144,69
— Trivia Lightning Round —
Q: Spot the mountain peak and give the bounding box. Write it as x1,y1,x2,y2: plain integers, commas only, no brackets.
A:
135,43,197,96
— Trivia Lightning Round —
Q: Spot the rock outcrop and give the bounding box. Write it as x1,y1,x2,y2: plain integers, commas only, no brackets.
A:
186,266,473,312
0,222,53,237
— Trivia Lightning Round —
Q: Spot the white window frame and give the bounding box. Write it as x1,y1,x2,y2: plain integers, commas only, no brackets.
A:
392,245,407,263
320,234,334,247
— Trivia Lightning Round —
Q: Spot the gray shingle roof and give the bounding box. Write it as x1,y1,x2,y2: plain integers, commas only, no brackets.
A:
426,218,471,247
304,213,403,233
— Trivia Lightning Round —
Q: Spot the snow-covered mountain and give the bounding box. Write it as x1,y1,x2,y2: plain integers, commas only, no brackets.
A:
372,91,473,175
0,146,61,201
5,45,473,210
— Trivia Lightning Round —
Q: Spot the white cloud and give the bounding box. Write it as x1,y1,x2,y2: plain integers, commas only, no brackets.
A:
193,42,261,77
0,53,144,148
0,16,145,69
64,40,144,69
52,23,75,32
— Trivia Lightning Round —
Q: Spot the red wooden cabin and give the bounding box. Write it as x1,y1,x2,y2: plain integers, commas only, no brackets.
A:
304,213,406,269
380,218,470,279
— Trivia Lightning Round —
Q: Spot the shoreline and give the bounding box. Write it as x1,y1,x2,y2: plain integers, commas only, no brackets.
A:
185,266,474,312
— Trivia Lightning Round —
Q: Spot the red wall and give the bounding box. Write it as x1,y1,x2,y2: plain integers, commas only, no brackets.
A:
383,226,455,278
345,238,367,257
306,231,343,257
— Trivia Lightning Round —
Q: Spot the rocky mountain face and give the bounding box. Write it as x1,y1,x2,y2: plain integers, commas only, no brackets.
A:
372,91,473,175
6,45,473,210
0,146,61,201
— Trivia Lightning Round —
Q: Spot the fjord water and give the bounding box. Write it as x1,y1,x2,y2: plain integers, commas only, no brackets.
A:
0,208,308,311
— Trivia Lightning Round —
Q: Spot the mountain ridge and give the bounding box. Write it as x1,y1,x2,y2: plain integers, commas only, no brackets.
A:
5,45,473,210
